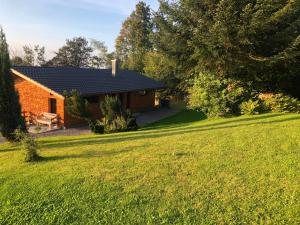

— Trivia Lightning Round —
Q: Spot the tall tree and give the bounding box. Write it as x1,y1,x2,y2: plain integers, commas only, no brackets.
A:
153,0,300,95
22,45,46,66
50,37,93,67
23,45,34,66
115,1,153,73
0,28,26,141
90,39,110,68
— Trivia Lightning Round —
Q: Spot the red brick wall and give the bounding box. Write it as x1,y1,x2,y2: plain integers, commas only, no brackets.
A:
14,76,65,126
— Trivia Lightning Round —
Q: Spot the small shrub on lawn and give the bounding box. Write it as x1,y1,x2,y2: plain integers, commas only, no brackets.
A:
263,93,300,113
240,99,262,115
14,129,40,162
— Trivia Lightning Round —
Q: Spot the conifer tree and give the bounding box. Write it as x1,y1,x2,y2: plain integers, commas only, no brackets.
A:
153,0,300,95
0,28,26,141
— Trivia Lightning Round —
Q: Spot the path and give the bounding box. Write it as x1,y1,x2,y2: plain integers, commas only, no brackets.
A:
0,108,180,143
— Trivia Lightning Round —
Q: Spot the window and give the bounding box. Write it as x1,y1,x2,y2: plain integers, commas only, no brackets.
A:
49,98,57,114
139,90,147,96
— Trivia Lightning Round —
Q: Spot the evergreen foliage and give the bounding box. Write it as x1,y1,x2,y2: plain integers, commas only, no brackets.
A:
153,0,300,95
64,90,91,120
0,28,26,141
100,96,138,133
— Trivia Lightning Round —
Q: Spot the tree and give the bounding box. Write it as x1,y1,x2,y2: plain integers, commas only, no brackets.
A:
23,45,34,66
0,28,26,141
22,45,46,66
153,0,300,95
115,1,153,73
34,45,46,66
90,39,110,68
144,51,180,95
64,90,91,120
11,56,24,66
50,37,93,67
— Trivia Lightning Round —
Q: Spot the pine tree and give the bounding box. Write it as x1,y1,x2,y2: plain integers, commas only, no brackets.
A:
153,0,300,95
115,1,153,73
0,28,26,141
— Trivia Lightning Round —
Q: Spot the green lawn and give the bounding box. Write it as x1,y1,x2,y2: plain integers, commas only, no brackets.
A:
0,111,300,224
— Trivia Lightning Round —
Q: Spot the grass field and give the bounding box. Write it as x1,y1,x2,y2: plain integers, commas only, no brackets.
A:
0,111,300,224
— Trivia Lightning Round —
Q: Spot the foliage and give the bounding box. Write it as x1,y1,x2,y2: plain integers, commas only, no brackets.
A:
188,73,248,117
49,37,93,68
100,96,138,133
88,119,104,134
240,99,262,115
153,0,300,95
1,112,300,224
10,56,24,66
144,51,180,94
14,129,40,162
90,39,111,68
115,1,153,73
0,28,27,141
64,90,91,120
22,45,46,66
264,94,300,113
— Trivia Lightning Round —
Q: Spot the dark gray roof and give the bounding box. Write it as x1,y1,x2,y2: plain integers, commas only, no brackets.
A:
12,66,165,96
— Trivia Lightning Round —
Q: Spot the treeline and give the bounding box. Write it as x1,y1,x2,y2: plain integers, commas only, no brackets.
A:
11,38,114,69
116,1,300,97
11,1,300,97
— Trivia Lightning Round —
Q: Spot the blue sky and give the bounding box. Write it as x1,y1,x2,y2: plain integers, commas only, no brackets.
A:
0,0,159,59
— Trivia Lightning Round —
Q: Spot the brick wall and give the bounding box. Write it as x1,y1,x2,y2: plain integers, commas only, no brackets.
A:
14,75,65,126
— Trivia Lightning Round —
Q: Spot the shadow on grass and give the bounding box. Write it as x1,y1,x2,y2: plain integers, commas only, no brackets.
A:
40,113,300,150
142,110,207,130
40,145,148,162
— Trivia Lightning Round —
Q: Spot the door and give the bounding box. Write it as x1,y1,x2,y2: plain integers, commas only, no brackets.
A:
49,98,57,114
126,93,131,109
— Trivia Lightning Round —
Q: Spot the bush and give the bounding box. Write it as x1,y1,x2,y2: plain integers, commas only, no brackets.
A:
14,129,40,162
188,73,250,117
240,99,262,115
88,120,104,134
263,94,300,113
64,90,91,120
101,96,138,133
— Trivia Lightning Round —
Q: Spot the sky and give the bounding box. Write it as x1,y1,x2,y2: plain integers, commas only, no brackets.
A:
0,0,159,59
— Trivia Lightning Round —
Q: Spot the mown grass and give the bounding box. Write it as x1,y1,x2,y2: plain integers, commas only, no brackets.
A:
0,111,300,224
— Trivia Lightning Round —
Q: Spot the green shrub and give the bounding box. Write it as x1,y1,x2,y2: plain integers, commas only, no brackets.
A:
88,120,104,134
188,73,250,117
263,94,300,113
101,96,138,133
240,99,262,115
64,90,91,120
14,129,40,162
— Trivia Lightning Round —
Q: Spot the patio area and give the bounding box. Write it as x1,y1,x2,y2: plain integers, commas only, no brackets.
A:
0,108,180,142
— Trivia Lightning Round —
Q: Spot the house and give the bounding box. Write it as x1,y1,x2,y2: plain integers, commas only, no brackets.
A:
12,60,164,128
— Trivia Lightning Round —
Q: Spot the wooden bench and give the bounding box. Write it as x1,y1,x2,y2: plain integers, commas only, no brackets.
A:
36,113,58,129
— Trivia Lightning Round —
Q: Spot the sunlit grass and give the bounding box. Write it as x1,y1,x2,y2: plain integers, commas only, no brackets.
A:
0,111,300,224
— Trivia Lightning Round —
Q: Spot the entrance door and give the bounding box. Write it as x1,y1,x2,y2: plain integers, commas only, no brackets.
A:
49,98,57,114
126,93,131,109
